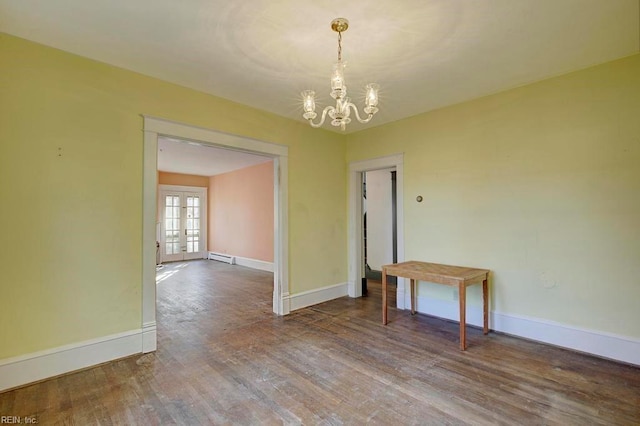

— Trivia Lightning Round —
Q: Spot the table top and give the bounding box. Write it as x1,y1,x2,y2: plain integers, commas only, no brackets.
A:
382,261,489,286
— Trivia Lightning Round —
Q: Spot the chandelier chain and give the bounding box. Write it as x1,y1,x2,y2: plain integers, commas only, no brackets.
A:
337,31,342,62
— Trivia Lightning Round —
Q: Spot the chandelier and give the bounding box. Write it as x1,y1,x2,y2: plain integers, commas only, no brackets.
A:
301,18,380,131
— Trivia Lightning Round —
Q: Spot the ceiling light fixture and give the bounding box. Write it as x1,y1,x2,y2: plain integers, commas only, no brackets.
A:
301,18,380,131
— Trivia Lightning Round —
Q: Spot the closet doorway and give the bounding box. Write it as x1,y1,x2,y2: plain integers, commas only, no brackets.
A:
362,168,397,293
347,154,404,304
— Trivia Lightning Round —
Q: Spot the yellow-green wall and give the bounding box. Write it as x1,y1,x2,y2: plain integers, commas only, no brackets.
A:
2,29,638,363
347,54,640,339
0,33,347,359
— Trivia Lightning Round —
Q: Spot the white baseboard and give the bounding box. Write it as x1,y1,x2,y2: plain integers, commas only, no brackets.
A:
491,311,640,366
405,294,640,366
288,282,349,311
234,256,274,272
0,329,143,392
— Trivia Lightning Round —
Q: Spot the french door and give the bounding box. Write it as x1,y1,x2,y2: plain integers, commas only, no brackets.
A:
159,185,207,263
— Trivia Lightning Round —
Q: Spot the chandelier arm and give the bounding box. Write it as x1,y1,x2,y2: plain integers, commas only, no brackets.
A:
307,106,335,128
346,102,374,124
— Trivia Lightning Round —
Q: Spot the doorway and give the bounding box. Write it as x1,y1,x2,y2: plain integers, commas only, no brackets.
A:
159,186,207,263
362,168,397,293
142,116,290,354
348,154,405,306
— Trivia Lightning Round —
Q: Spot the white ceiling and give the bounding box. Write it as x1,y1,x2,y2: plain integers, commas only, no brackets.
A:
1,0,638,136
158,137,271,177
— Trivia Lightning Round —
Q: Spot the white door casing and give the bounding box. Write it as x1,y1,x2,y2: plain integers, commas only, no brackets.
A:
348,154,405,305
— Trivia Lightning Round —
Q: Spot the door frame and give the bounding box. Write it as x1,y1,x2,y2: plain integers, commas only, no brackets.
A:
158,185,208,263
348,154,405,306
142,116,289,353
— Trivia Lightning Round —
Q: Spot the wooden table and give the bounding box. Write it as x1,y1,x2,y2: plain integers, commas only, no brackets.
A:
382,261,490,350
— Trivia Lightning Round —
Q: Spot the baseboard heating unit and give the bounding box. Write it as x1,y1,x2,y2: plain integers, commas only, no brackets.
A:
208,252,236,265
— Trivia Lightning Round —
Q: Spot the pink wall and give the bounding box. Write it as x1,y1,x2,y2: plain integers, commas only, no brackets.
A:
208,161,274,262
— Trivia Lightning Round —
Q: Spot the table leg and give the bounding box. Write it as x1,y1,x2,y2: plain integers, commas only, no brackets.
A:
410,278,416,315
382,268,388,325
483,278,489,335
459,282,466,351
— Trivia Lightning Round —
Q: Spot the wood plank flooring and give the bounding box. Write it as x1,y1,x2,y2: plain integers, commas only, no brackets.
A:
1,259,639,425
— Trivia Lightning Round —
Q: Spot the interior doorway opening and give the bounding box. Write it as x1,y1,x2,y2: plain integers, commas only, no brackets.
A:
142,116,290,353
348,154,404,304
156,136,274,268
362,168,398,295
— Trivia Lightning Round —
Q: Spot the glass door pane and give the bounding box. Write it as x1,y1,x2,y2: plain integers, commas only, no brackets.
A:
164,195,181,255
185,195,200,253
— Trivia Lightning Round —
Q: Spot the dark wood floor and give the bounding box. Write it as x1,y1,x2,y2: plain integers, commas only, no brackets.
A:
2,260,639,425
